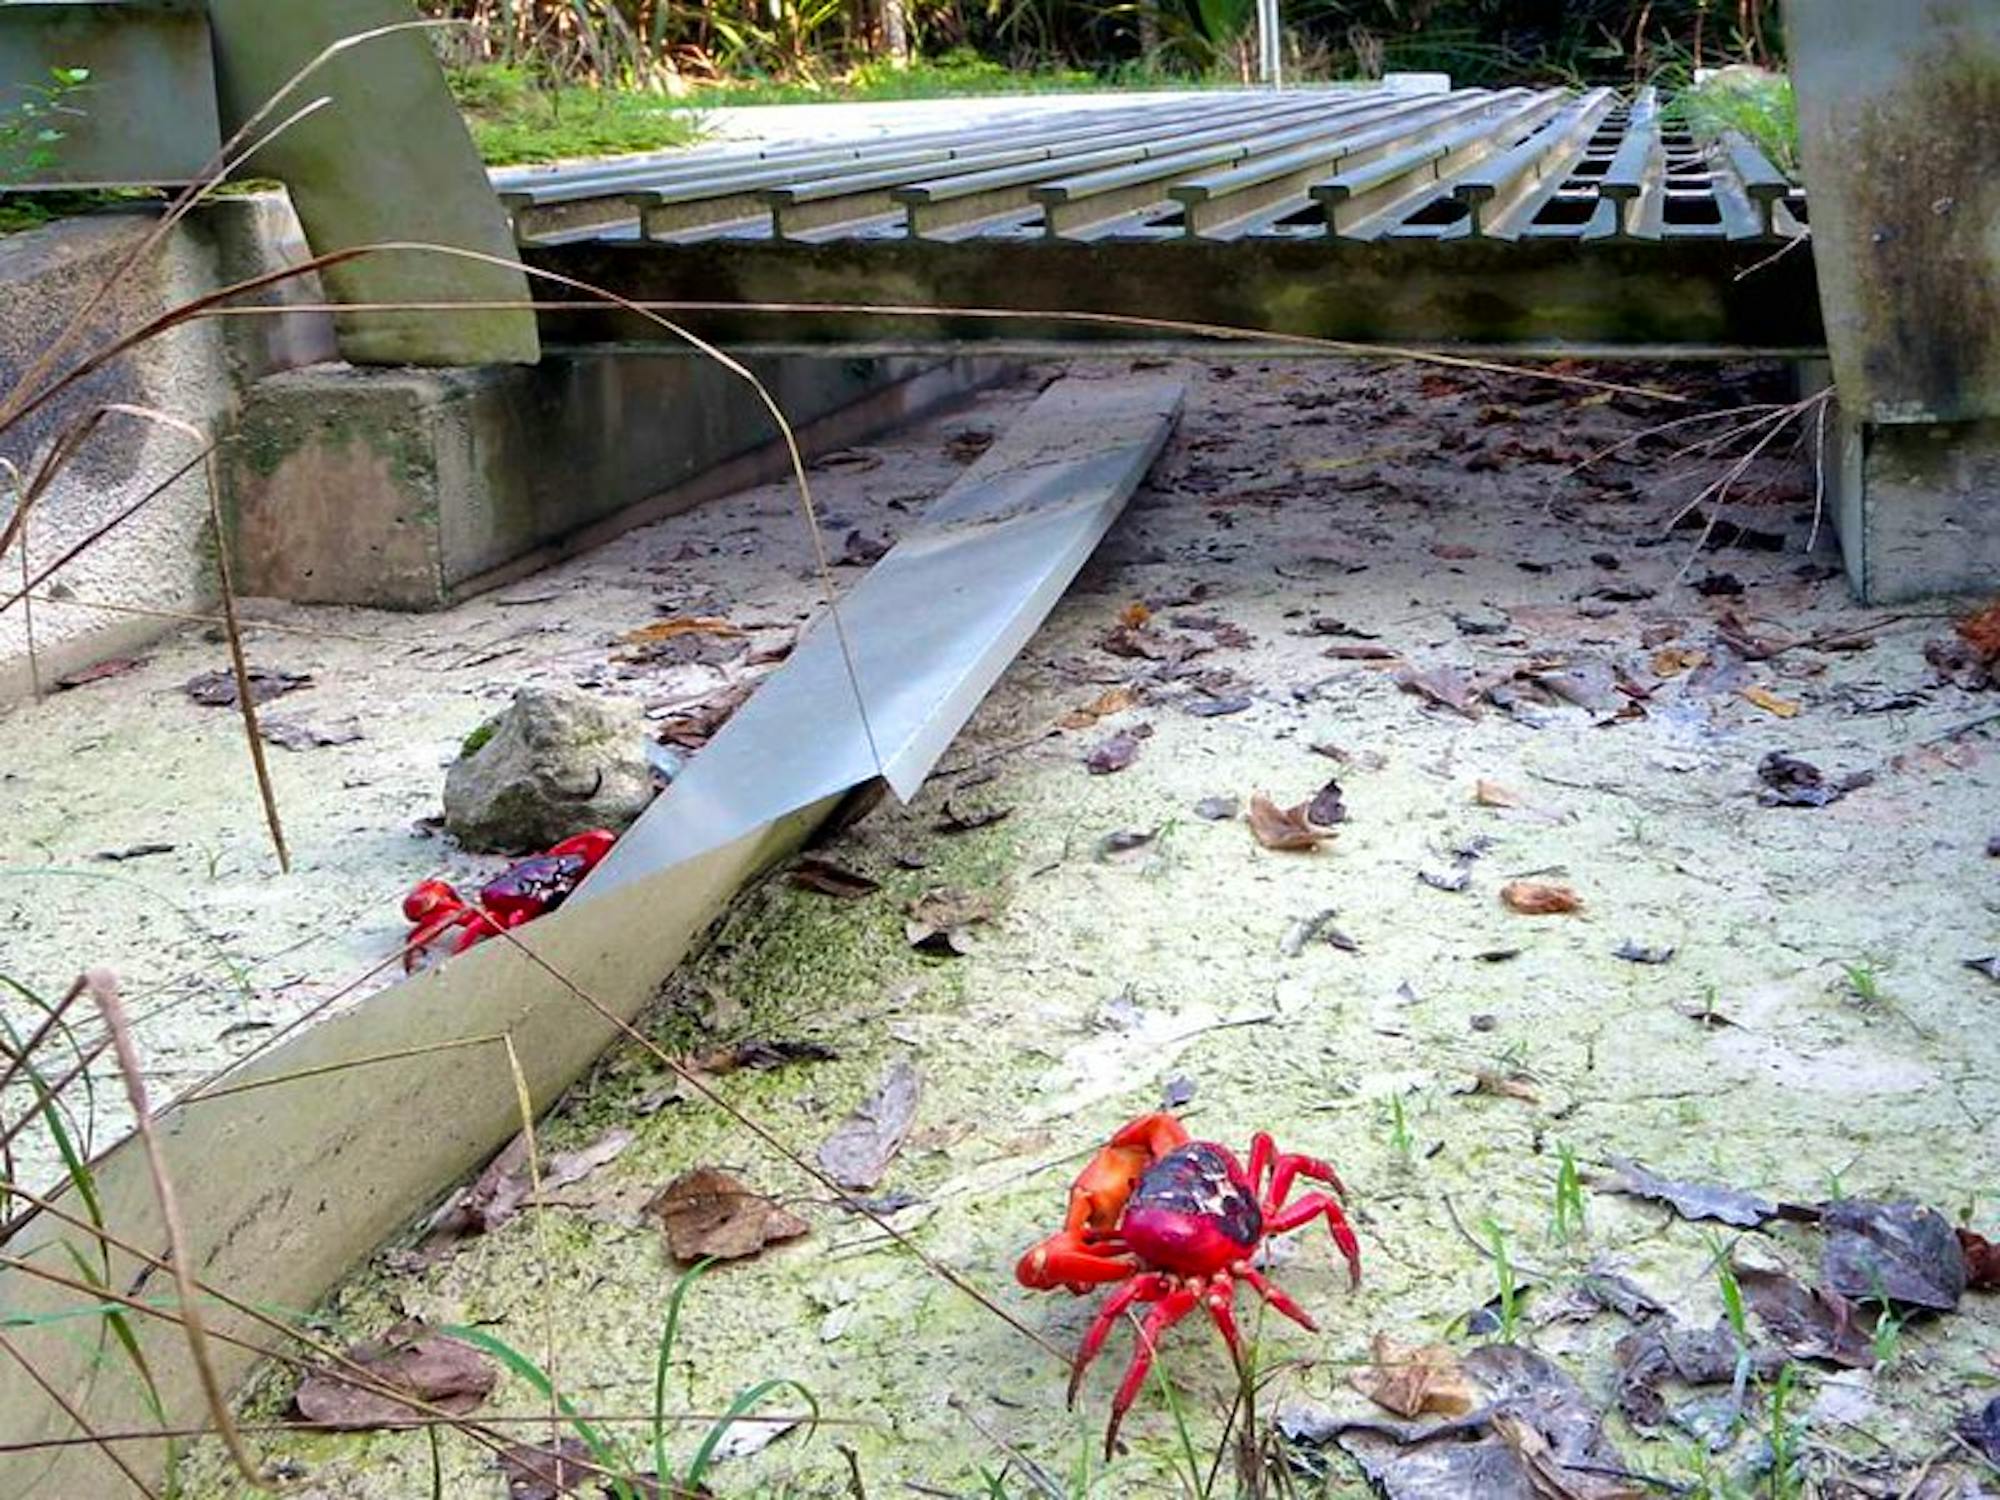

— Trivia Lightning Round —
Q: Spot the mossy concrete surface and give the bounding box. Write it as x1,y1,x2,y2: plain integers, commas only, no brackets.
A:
173,359,2000,1498
224,352,1011,608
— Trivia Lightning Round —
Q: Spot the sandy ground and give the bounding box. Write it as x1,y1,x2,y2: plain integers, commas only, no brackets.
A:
9,355,2000,1498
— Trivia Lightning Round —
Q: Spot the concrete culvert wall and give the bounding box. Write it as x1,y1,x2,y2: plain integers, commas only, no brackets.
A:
0,196,335,698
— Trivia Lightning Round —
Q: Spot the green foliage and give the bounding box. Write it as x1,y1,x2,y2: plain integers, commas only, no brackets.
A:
1765,1361,1802,1500
0,65,107,235
443,1263,819,1497
1385,1091,1414,1167
1481,1217,1520,1342
1548,1142,1586,1245
425,0,1782,94
1673,67,1798,173
449,67,703,165
0,975,174,1472
1,65,91,182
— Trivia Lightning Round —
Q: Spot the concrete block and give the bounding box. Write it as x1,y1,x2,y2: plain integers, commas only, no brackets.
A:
0,198,333,700
1827,407,2000,605
225,350,1010,609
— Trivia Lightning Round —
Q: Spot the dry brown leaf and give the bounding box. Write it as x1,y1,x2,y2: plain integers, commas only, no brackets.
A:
904,886,994,954
1958,1228,2000,1290
786,857,880,899
498,1438,602,1500
1058,683,1141,729
293,1324,495,1430
1474,779,1522,808
817,1060,922,1190
1349,1332,1476,1418
1493,1411,1648,1500
1739,685,1801,718
55,655,146,689
1085,729,1146,775
620,615,745,645
1467,1070,1542,1103
1956,598,2000,661
1650,646,1708,678
1119,600,1153,629
1501,881,1581,915
1248,793,1335,852
1396,663,1483,718
646,1167,809,1263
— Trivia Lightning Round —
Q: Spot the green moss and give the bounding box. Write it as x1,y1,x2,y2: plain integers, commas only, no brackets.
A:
458,720,496,759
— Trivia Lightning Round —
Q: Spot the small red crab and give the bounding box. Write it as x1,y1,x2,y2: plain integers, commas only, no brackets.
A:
400,829,616,970
1016,1111,1360,1454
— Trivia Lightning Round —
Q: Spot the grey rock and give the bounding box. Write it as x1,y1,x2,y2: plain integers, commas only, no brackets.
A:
443,687,654,852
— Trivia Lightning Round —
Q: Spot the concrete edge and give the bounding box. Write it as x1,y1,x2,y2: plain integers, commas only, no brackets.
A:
449,354,1017,604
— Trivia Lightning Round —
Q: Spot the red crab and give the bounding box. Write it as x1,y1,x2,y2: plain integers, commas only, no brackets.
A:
400,829,616,970
1016,1111,1360,1455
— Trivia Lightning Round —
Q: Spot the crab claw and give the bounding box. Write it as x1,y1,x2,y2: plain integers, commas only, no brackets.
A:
546,828,617,869
1016,1230,1137,1292
402,878,462,924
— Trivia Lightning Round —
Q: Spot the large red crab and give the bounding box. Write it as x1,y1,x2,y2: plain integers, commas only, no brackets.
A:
1016,1110,1360,1454
400,829,616,970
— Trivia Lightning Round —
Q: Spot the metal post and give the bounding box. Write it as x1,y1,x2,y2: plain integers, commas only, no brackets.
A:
1257,0,1283,87
206,0,539,366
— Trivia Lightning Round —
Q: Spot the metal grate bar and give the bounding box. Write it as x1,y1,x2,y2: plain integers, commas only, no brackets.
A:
495,85,1805,255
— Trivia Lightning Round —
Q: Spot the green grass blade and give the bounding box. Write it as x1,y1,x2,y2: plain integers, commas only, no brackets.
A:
438,1323,635,1499
683,1376,819,1490
652,1257,716,1483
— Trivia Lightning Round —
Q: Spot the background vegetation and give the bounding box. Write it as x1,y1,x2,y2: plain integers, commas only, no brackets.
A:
421,0,1781,95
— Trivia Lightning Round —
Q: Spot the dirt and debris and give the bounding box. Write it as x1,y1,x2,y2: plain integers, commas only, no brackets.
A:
19,358,2000,1499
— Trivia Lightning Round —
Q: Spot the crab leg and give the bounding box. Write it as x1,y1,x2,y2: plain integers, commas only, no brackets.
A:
1201,1275,1245,1372
1066,1271,1169,1406
1236,1264,1318,1332
1250,1133,1350,1206
402,903,482,970
1104,1281,1199,1457
1265,1191,1362,1287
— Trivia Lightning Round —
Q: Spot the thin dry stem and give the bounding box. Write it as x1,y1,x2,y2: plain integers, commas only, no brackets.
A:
0,974,87,1107
191,296,1699,406
0,1329,162,1499
202,453,289,872
0,1245,645,1492
87,969,269,1490
0,445,212,619
17,591,419,646
177,1034,508,1106
2,459,36,699
501,1034,562,1436
0,1409,854,1455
